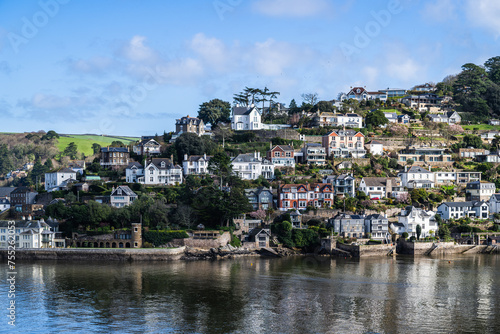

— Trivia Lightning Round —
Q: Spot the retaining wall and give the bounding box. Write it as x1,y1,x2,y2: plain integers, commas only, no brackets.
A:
0,247,186,262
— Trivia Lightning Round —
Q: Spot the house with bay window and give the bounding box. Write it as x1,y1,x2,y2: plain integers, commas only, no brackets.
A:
278,183,333,211
231,105,262,131
322,129,365,158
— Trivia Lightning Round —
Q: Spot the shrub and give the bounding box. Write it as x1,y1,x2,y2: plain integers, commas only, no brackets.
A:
143,230,189,246
409,236,416,242
402,232,409,239
230,235,241,248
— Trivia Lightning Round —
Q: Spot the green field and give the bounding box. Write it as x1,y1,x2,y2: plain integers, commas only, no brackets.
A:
378,108,402,115
462,124,500,131
57,134,140,156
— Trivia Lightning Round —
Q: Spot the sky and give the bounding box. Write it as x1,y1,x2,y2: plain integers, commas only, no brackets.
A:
0,0,499,137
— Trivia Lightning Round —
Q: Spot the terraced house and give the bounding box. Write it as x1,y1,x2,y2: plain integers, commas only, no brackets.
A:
267,145,295,169
322,129,365,158
100,147,130,168
278,183,333,211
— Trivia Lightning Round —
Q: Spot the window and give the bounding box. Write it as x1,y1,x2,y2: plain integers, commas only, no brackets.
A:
150,177,153,182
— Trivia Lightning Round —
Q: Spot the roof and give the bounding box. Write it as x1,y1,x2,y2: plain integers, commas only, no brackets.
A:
148,158,178,169
280,183,332,192
440,201,486,208
111,185,137,197
406,166,432,174
0,187,16,198
11,186,36,194
176,116,203,125
248,228,271,238
366,214,387,220
232,106,259,116
101,147,129,153
324,129,364,137
367,140,383,145
0,198,10,205
126,162,143,169
136,138,160,146
186,155,212,162
232,153,262,163
48,167,76,174
270,145,294,151
362,177,398,187
0,220,50,229
333,212,365,220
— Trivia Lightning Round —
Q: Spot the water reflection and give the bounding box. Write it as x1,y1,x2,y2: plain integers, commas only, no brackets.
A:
1,255,500,333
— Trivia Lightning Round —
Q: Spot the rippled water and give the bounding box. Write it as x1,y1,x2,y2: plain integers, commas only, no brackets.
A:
1,254,500,333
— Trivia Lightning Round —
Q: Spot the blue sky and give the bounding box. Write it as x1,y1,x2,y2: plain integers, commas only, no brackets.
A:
0,0,499,136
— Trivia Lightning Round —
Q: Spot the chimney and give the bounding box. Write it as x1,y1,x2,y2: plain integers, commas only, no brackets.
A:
28,215,32,221
184,154,188,161
405,165,408,172
22,216,25,220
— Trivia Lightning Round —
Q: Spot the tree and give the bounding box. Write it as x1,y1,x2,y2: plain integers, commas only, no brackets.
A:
92,143,101,155
314,101,334,113
301,93,318,106
63,142,78,159
365,110,389,128
406,159,414,166
212,123,233,148
198,98,231,126
174,132,212,162
208,151,232,187
438,223,451,240
44,158,53,170
462,134,483,148
0,144,14,175
173,204,197,229
388,124,409,137
111,141,125,147
41,130,59,140
485,56,500,85
416,224,422,240
289,99,299,114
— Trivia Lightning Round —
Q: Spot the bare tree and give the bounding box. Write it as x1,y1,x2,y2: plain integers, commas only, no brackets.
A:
301,93,318,106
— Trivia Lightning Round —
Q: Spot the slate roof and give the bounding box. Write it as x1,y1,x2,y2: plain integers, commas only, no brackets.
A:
126,162,143,169
101,147,129,153
366,214,387,220
149,158,178,169
406,166,432,174
232,153,262,163
362,177,398,187
111,185,137,197
176,116,203,125
440,201,486,208
232,106,259,116
186,155,212,162
0,187,16,198
332,212,365,220
0,220,50,228
0,198,10,205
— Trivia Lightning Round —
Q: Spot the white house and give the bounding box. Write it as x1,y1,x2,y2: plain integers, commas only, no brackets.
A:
427,111,461,124
398,166,435,189
0,218,54,249
110,185,137,208
125,162,144,183
365,140,384,156
480,131,500,142
44,168,77,192
488,194,500,214
466,181,496,201
133,139,161,156
359,177,406,199
143,158,183,186
231,152,274,180
231,105,262,131
182,154,212,176
0,199,10,212
364,214,390,242
437,201,489,220
302,143,326,165
397,206,438,238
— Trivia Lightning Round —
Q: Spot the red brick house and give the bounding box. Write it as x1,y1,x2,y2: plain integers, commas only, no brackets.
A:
278,183,333,211
266,145,295,169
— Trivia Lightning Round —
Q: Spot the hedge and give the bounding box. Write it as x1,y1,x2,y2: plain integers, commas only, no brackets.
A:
143,230,189,246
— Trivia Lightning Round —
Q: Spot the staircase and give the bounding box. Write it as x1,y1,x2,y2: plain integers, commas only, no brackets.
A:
424,243,439,256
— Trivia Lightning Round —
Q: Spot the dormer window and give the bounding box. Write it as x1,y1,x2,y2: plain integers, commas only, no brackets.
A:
161,161,165,168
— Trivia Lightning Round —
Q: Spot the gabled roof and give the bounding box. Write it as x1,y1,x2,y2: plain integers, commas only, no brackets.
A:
0,198,10,205
11,186,36,194
232,106,259,116
361,177,397,187
270,145,294,151
248,228,271,238
148,158,176,169
367,140,383,145
333,212,365,220
232,153,262,163
0,187,16,198
126,162,143,169
406,166,432,174
48,167,76,174
111,185,137,197
176,116,203,125
440,201,486,208
136,138,160,147
186,155,212,162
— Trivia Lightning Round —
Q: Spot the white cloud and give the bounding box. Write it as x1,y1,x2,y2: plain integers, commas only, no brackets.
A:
421,0,456,22
119,35,159,62
252,0,331,17
362,66,379,86
189,33,228,71
466,0,500,37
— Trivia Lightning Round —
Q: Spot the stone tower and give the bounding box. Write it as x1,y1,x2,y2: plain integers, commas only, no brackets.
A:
131,222,142,248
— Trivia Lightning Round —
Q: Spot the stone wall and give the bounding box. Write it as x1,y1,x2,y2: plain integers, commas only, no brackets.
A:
254,129,300,141
171,232,231,249
0,247,186,262
337,243,395,257
396,240,478,255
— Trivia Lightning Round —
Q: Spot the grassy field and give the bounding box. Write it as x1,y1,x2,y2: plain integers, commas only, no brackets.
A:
379,108,402,115
462,124,500,131
57,134,140,156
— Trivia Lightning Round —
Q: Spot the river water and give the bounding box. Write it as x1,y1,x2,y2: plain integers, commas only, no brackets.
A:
1,254,500,333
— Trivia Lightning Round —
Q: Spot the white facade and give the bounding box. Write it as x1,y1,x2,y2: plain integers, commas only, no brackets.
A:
0,219,54,249
398,166,435,189
142,159,183,186
125,162,144,183
0,199,10,212
110,186,137,208
182,154,211,176
437,201,489,220
366,141,383,156
231,152,274,180
398,206,438,238
44,168,77,192
231,106,262,131
489,194,500,214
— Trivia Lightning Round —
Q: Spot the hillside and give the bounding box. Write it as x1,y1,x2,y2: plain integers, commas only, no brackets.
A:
56,134,140,156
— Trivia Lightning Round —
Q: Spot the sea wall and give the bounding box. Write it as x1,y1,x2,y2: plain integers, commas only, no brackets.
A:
337,243,395,257
0,247,186,262
396,240,481,255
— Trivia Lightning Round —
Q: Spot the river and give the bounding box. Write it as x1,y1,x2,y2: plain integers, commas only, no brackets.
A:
1,254,500,333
